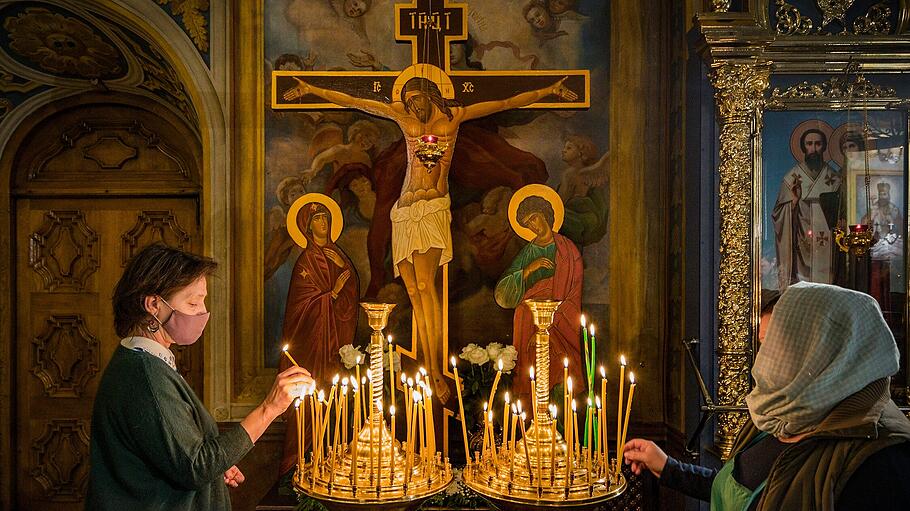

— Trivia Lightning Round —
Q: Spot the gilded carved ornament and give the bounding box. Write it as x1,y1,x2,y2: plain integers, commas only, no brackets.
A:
768,73,897,108
155,0,210,53
709,61,771,456
774,0,894,36
712,0,731,12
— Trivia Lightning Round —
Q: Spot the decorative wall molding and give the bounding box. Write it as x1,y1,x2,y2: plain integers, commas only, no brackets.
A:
31,315,99,398
767,73,897,108
121,210,191,266
28,210,100,292
29,419,90,501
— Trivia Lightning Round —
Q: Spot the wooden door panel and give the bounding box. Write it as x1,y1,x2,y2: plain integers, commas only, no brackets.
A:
16,198,200,509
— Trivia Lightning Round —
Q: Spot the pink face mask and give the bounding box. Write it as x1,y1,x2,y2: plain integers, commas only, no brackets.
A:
156,297,210,346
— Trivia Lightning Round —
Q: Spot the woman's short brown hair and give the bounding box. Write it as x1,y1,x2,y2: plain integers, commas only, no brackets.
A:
112,244,217,338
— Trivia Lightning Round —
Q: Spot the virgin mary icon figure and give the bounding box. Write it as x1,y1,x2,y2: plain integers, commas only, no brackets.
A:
279,193,359,474
495,184,584,399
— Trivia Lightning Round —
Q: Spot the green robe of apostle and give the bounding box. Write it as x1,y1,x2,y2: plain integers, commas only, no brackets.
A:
87,345,253,510
495,241,557,308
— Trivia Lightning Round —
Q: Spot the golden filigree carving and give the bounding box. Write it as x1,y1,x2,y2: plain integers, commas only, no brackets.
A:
709,61,771,458
711,0,731,12
775,0,814,36
817,0,855,27
768,74,896,107
853,2,892,35
156,0,210,53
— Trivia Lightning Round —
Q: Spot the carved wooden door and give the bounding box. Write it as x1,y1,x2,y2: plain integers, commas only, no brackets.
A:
15,197,201,508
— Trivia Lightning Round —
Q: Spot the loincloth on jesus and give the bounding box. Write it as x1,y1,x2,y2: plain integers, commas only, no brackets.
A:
390,194,453,276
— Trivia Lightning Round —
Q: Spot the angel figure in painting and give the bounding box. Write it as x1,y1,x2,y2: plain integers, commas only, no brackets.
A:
301,119,381,184
557,134,609,246
282,66,578,401
494,184,584,400
279,193,358,475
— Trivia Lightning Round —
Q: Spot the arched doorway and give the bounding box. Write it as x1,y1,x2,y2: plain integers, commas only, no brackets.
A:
4,92,203,509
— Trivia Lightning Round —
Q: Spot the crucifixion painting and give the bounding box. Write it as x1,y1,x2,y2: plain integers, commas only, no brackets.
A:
272,0,590,402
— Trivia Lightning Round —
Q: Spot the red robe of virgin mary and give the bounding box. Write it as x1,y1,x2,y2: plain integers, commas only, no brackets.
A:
508,233,584,400
279,204,359,474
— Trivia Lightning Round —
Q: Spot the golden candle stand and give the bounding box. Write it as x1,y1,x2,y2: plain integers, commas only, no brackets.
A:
462,300,626,511
294,302,453,511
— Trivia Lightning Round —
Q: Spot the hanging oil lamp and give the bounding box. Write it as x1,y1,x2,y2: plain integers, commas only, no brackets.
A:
415,134,448,171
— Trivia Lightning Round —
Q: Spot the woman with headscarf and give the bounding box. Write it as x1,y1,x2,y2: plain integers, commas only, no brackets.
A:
623,282,910,510
279,201,359,475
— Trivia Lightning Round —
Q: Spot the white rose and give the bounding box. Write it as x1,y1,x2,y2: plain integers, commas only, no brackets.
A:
460,343,489,365
486,342,505,362
499,345,518,373
338,344,364,369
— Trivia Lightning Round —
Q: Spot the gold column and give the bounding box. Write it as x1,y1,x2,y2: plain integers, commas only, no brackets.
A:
709,61,770,458
525,299,560,427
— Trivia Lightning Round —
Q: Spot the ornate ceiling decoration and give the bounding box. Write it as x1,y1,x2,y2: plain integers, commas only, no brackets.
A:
1,5,127,79
0,1,200,131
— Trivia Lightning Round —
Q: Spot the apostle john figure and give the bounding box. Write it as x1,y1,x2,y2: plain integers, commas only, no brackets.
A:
283,68,578,400
278,194,359,475
494,185,584,399
772,123,843,291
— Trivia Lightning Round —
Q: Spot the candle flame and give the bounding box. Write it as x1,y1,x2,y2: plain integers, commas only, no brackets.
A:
294,398,300,408
366,369,372,378
620,354,627,366
567,376,573,392
512,403,518,413
318,389,325,401
498,359,503,371
563,357,569,368
341,385,348,395
356,355,361,364
390,405,396,415
590,324,595,336
387,334,393,343
282,344,289,352
630,372,635,384
580,314,586,326
505,392,510,403
488,410,493,421
400,373,406,383
596,396,602,407
600,366,606,378
550,405,557,418
587,397,592,406
407,377,413,387
361,376,366,385
450,356,457,367
520,412,526,420
529,365,535,379
332,374,339,384
516,400,522,414
571,400,577,411
413,391,421,403
426,387,432,397
419,367,427,376
483,401,488,411
342,377,349,386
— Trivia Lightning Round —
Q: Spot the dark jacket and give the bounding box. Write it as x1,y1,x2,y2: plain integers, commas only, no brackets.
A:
86,346,253,510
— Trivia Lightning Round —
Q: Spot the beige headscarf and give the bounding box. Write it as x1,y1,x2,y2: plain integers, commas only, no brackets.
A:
746,282,899,438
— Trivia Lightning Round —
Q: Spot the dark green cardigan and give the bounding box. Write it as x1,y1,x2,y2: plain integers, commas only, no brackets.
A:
86,345,253,510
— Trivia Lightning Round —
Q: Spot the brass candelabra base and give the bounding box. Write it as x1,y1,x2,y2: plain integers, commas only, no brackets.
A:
295,419,452,510
462,424,626,510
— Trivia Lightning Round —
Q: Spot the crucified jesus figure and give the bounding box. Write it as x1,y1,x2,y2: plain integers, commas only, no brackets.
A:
283,74,578,402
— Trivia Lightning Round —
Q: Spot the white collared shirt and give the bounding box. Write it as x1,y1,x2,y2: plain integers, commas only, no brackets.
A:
121,336,177,372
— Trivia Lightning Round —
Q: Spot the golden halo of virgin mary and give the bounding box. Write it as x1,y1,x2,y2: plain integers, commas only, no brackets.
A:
508,184,565,242
286,193,344,249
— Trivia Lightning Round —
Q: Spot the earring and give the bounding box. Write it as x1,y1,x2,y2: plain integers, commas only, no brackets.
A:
147,319,160,333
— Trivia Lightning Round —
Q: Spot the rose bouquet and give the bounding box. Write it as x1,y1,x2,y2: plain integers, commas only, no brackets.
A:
457,342,517,430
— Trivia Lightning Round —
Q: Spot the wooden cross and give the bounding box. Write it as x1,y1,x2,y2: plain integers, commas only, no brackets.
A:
271,0,589,111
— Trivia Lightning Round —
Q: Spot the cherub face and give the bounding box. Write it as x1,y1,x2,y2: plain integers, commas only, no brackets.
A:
525,6,550,30
548,0,574,15
344,0,368,18
561,141,581,163
449,43,465,66
352,132,375,151
286,183,306,205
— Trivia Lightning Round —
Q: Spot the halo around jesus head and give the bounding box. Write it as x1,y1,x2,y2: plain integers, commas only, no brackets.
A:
286,193,343,249
508,184,565,242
